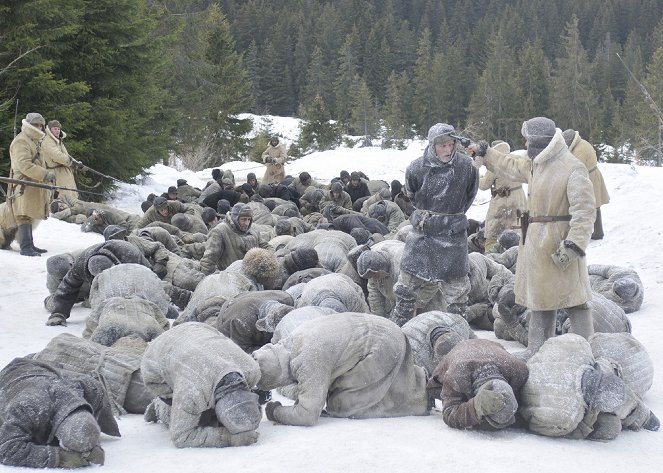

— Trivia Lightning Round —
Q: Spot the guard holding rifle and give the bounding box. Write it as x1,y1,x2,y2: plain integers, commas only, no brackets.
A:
6,113,53,257
468,117,596,360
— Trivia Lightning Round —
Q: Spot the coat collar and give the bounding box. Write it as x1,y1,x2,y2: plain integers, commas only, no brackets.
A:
532,129,566,165
46,127,66,142
423,145,457,168
20,119,45,141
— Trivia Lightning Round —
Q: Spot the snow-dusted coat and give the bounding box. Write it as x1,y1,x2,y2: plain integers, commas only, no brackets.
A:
176,184,202,204
479,146,527,240
467,252,514,305
484,130,596,310
88,263,173,319
485,246,519,273
296,273,368,313
51,241,150,318
141,323,261,448
262,143,287,184
137,201,196,229
0,357,119,468
559,292,631,335
428,339,528,429
520,334,596,437
84,297,169,346
199,216,262,274
41,128,77,199
284,229,356,273
589,333,654,397
319,189,353,214
566,131,610,207
402,311,476,377
253,313,429,425
402,147,479,281
266,306,337,343
8,119,49,220
216,291,294,353
174,271,257,326
588,264,644,314
367,200,406,233
364,240,404,317
35,333,145,415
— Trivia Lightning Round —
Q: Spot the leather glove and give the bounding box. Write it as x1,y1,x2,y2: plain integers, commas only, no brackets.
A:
265,401,282,421
473,381,505,419
264,156,274,163
551,240,584,271
228,430,259,447
44,170,56,182
83,445,105,466
58,449,90,469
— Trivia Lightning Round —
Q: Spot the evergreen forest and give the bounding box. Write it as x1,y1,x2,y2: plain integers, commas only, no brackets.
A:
3,0,663,188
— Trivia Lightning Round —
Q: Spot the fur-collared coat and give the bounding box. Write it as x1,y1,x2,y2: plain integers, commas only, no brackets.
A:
262,143,287,184
253,313,429,426
402,148,479,282
141,323,261,448
8,119,49,220
479,146,527,241
484,130,596,310
0,357,119,468
41,128,78,200
566,131,610,207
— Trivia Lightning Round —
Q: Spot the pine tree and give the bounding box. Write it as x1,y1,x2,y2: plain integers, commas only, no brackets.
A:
631,47,663,165
411,28,434,136
334,30,361,125
348,75,380,140
383,71,413,149
551,15,599,141
297,94,342,153
517,41,551,119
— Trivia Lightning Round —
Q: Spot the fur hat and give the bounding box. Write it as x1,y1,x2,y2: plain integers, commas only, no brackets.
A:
350,227,371,245
258,184,273,198
350,171,361,180
310,188,324,204
562,129,577,146
221,177,234,188
613,278,639,300
141,200,152,213
217,199,231,216
247,172,257,182
212,168,222,180
201,207,220,224
521,117,556,158
242,248,279,286
103,225,127,241
357,250,389,278
55,410,100,453
340,170,350,179
368,201,387,220
427,123,455,146
256,300,294,332
284,247,319,273
47,120,62,129
153,196,168,210
50,199,63,214
87,254,114,277
167,186,177,194
283,207,298,218
274,219,292,236
25,112,45,125
331,181,343,194
497,230,520,250
171,213,192,231
230,203,253,229
430,326,464,360
176,179,187,187
299,172,311,183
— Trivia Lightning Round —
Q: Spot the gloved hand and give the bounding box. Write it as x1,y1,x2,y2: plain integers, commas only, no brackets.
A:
473,381,505,419
551,240,584,271
227,430,259,447
44,170,56,182
264,156,275,164
265,401,282,421
58,449,90,469
83,445,105,466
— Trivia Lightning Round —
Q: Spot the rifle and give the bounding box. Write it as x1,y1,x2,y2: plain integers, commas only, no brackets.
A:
13,99,19,138
0,176,107,198
70,158,124,184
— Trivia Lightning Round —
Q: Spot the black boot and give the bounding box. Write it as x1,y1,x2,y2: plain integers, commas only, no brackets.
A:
29,225,47,253
18,224,41,257
591,207,604,240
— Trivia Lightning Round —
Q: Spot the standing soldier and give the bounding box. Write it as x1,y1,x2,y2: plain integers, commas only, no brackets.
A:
261,136,287,184
41,120,78,200
7,113,55,256
563,129,610,240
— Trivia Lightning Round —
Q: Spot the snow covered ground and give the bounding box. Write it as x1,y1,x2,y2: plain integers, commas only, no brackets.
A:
1,129,662,472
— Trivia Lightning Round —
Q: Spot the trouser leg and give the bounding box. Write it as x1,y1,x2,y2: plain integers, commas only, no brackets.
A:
514,309,556,360
17,219,40,257
591,207,604,240
567,303,594,339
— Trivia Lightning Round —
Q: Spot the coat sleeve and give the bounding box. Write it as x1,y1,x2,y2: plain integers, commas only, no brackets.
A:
565,167,596,251
271,350,330,426
200,230,224,275
441,383,482,429
42,138,72,167
479,170,496,191
367,279,387,317
464,165,480,213
12,141,48,181
169,388,231,448
483,149,531,184
0,405,60,468
51,260,87,317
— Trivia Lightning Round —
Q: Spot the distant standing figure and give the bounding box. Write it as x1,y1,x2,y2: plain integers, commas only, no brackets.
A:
262,136,287,184
41,120,78,200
